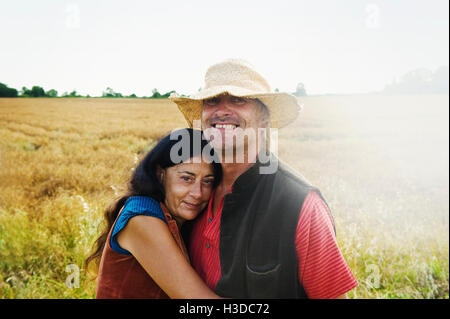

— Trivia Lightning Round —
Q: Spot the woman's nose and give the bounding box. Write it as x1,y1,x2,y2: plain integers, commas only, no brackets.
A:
189,181,202,199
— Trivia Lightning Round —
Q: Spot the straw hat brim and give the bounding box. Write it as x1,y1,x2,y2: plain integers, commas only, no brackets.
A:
169,85,302,128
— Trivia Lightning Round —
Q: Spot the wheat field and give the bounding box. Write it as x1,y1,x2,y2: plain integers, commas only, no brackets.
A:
0,96,448,299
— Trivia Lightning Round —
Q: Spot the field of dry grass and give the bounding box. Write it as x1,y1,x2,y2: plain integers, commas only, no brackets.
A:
0,96,448,298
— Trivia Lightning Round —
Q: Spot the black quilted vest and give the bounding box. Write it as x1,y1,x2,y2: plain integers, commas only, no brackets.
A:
214,154,331,298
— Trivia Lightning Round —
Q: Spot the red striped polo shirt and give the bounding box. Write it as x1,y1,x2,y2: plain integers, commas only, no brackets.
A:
189,189,358,299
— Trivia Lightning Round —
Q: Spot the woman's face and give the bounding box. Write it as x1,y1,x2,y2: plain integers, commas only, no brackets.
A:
158,156,215,226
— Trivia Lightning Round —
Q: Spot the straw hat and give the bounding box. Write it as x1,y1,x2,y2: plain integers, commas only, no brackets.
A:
169,59,302,128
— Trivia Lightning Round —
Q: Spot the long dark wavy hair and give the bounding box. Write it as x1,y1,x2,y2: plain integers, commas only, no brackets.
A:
85,128,222,273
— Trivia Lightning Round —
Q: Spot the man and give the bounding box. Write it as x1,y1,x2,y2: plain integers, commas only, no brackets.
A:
170,59,357,298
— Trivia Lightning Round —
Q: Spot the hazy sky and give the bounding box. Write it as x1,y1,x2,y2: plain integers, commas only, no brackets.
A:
1,0,448,96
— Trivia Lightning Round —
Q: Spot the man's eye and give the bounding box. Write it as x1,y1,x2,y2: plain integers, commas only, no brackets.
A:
205,98,219,105
230,97,246,104
181,176,192,182
203,179,214,185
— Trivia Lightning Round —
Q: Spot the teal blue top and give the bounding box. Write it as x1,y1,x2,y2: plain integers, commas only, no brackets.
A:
110,196,166,255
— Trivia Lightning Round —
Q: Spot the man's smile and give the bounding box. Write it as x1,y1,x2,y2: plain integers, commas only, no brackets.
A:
212,124,238,129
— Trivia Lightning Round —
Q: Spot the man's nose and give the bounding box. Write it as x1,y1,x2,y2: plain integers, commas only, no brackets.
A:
214,98,233,117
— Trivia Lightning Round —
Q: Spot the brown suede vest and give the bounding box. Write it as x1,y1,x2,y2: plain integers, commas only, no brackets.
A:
96,201,189,299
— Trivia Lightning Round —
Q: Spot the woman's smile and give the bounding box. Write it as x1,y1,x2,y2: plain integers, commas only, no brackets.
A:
181,201,202,209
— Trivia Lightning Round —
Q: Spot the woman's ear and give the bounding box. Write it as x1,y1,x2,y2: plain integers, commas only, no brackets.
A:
156,165,165,184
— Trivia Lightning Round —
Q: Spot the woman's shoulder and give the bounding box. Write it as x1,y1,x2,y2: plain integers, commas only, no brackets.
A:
123,196,163,215
119,195,167,226
110,196,166,255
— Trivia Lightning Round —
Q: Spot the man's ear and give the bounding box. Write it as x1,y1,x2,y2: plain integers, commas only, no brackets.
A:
156,165,165,183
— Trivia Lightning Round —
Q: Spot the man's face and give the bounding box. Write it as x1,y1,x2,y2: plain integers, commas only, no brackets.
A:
201,94,268,155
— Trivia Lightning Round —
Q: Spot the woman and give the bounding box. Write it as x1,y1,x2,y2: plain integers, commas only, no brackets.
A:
85,128,222,298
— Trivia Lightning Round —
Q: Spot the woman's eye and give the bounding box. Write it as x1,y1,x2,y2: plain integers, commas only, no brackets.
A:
181,176,192,182
203,179,214,185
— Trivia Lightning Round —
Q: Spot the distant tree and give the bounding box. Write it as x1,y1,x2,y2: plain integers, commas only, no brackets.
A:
20,86,32,96
46,89,58,97
293,83,307,96
383,66,449,94
69,90,78,97
128,93,137,98
400,68,433,92
161,90,176,98
102,87,122,98
0,83,18,97
102,87,114,97
150,89,177,98
430,66,449,93
30,86,46,97
151,88,161,98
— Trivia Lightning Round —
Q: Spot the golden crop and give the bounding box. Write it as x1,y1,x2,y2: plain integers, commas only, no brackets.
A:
0,96,448,298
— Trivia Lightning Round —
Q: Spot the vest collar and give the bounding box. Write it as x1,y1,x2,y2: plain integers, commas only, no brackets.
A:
159,201,190,261
159,202,174,222
231,151,278,194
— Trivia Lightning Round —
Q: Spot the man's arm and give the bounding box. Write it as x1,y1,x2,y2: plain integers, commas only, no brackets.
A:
296,191,358,299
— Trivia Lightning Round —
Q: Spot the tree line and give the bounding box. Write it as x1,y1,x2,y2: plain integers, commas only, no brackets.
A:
382,66,449,94
0,83,178,99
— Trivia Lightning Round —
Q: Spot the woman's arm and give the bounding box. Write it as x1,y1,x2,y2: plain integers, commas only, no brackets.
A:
117,215,221,299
